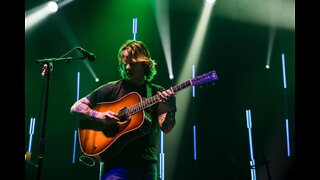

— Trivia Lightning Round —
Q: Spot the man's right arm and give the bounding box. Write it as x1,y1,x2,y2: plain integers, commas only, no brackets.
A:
70,97,105,121
70,97,119,123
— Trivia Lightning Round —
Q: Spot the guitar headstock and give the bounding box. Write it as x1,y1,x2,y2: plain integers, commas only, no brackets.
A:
191,70,218,86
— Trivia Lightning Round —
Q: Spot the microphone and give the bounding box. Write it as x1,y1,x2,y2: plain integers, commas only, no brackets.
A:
77,47,96,61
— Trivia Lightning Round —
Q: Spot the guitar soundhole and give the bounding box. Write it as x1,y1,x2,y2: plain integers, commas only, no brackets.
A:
102,123,120,137
118,107,129,122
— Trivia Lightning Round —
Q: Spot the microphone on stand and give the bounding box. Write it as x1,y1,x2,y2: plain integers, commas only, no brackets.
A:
77,47,96,61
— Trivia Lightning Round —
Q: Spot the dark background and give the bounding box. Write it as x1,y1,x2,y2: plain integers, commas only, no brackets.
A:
25,0,295,179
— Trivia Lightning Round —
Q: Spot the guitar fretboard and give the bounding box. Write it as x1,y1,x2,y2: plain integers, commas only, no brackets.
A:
127,80,192,116
127,70,218,116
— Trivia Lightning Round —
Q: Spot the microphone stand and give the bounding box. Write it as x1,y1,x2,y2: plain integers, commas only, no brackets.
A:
34,52,87,180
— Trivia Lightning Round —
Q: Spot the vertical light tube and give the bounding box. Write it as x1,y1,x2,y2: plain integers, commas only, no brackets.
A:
192,65,195,97
72,72,80,164
132,18,137,40
246,109,256,180
25,117,36,161
99,162,104,180
192,65,197,160
76,72,80,100
159,131,164,180
72,130,77,164
193,125,197,160
281,53,287,89
285,118,291,157
282,52,291,157
28,117,36,152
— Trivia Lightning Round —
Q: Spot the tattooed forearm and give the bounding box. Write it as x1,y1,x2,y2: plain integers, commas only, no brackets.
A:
70,97,95,119
89,109,100,119
74,103,90,114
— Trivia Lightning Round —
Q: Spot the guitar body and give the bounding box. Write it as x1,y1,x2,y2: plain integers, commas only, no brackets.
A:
78,92,152,159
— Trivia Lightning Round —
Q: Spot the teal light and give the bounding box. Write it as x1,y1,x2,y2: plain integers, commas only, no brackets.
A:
285,119,291,157
281,53,287,89
246,109,256,180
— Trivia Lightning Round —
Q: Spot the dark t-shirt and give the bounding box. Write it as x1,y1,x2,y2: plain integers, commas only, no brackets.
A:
86,79,175,170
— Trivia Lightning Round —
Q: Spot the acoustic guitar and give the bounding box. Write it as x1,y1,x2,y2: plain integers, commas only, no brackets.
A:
78,70,218,160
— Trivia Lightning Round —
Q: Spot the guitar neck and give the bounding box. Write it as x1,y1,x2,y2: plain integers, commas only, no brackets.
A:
127,70,218,116
128,80,192,116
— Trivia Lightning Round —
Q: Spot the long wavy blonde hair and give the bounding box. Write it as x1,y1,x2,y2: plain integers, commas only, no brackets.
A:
118,40,157,81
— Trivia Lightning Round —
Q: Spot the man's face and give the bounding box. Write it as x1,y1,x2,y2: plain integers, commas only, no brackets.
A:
122,50,145,81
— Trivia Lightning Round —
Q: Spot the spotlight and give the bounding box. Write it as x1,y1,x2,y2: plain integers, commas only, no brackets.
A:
205,0,216,5
47,1,58,12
